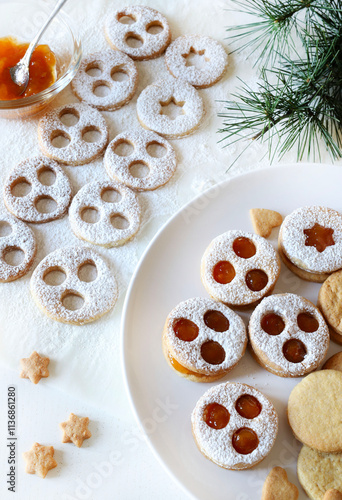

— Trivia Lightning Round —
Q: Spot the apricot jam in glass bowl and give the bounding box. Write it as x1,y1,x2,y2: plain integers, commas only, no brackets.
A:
0,1,82,118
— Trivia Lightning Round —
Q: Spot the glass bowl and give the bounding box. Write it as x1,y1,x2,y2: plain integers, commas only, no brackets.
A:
0,0,82,118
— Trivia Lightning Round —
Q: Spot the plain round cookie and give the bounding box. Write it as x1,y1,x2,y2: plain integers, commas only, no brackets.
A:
288,370,342,453
69,180,141,247
323,352,342,372
38,102,109,166
318,270,342,344
3,157,72,223
105,5,171,60
165,35,228,88
136,77,204,139
297,445,342,500
104,129,177,191
0,212,36,282
30,246,118,325
71,50,138,111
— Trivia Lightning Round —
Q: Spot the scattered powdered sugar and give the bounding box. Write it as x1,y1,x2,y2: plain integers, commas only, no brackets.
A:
201,230,280,306
3,156,72,223
280,206,342,273
38,102,109,165
249,293,329,376
69,180,141,247
104,129,177,191
0,211,36,282
191,382,278,469
71,50,138,111
30,245,118,325
165,35,228,88
105,5,171,60
165,297,247,374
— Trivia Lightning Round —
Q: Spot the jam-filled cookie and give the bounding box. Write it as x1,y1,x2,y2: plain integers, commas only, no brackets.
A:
201,230,281,308
279,206,342,283
162,297,247,382
249,293,329,377
318,269,342,345
191,382,278,470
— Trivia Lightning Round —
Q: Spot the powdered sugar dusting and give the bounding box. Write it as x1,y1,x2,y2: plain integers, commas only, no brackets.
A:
191,382,278,469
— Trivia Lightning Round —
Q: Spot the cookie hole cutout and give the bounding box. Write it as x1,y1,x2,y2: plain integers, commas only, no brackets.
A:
213,261,235,284
201,340,225,365
3,246,24,266
232,428,259,455
304,223,334,253
146,21,164,35
283,339,307,363
62,291,85,311
146,141,167,158
81,207,100,224
297,312,319,332
78,261,97,283
101,188,122,203
203,403,230,430
86,63,102,77
0,221,12,237
160,97,184,120
59,108,80,127
125,33,143,49
203,310,229,332
261,313,285,336
111,68,129,82
110,213,129,230
93,81,112,98
173,318,199,342
37,167,56,186
35,196,58,214
129,161,150,179
233,237,256,259
235,395,262,419
113,139,134,157
82,126,102,143
43,266,67,286
11,178,32,198
183,47,208,70
246,269,268,292
117,13,136,25
51,130,71,149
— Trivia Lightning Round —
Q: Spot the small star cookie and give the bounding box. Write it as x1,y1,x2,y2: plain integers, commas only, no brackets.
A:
60,413,92,447
262,467,298,500
23,443,57,478
250,208,282,238
324,490,342,500
20,351,50,384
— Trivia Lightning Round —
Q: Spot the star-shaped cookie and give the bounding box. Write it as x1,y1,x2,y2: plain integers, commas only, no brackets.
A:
20,351,50,384
60,413,92,447
23,443,57,478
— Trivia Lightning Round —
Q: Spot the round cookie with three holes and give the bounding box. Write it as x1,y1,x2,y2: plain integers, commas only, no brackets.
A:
201,230,281,308
162,297,247,382
279,206,342,283
249,293,329,377
191,382,278,470
318,269,342,345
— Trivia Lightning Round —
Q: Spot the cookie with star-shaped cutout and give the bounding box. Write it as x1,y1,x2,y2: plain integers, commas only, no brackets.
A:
60,413,92,447
23,443,57,478
20,351,50,384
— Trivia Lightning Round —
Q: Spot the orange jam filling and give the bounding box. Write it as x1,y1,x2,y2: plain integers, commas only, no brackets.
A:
303,223,334,253
297,312,319,332
203,403,230,429
245,269,268,291
0,37,56,100
283,339,306,363
232,428,259,455
167,351,198,376
233,237,256,259
213,260,235,284
201,340,225,365
203,310,229,332
173,318,199,341
235,395,262,419
261,313,285,336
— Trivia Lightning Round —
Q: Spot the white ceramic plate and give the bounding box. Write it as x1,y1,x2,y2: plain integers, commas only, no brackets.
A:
122,165,341,500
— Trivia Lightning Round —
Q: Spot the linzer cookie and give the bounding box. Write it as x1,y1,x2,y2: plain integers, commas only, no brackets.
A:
279,206,342,282
165,35,228,88
249,293,329,377
0,212,36,282
201,230,280,308
318,269,342,344
30,246,118,325
3,156,72,223
136,77,204,139
162,297,247,382
71,50,138,111
105,5,171,60
38,102,109,166
69,181,141,247
191,382,278,470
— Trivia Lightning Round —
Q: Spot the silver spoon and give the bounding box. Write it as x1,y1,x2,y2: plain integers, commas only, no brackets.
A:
10,0,68,95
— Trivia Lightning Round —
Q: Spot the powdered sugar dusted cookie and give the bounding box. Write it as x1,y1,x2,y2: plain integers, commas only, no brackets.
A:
105,5,171,60
30,246,118,325
3,157,72,223
38,103,109,166
71,50,138,111
136,78,204,139
0,212,36,282
201,230,280,308
191,382,278,470
249,294,329,377
165,35,228,88
104,129,177,191
69,181,140,247
162,297,247,382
